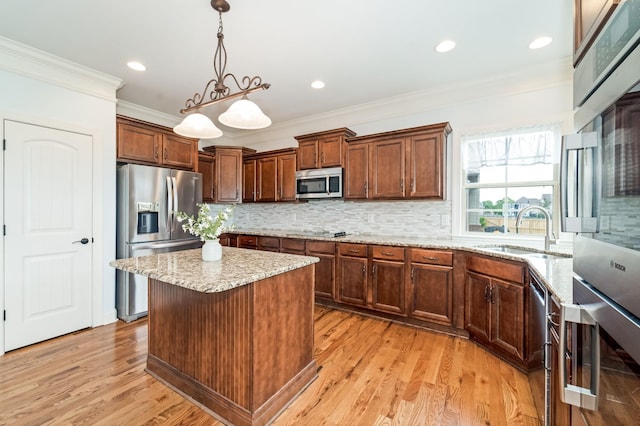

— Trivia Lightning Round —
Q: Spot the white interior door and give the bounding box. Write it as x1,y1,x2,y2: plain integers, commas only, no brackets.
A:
4,120,93,351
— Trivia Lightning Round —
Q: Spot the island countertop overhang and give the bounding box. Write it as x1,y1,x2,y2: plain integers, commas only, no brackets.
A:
110,247,319,293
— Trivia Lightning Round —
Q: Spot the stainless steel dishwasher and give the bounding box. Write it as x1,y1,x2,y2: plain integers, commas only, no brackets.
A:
528,273,548,424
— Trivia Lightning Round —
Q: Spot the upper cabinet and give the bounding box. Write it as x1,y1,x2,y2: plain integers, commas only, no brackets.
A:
344,122,451,200
573,0,620,66
198,146,254,204
244,148,297,203
294,128,356,170
116,116,198,171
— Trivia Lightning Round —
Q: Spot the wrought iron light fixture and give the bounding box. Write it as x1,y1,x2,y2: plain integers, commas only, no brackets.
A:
174,0,271,139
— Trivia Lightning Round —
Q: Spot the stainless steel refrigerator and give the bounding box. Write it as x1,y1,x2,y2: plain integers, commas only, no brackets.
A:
116,163,203,321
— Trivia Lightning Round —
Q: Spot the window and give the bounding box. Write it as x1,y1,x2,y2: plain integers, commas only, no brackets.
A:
462,126,559,236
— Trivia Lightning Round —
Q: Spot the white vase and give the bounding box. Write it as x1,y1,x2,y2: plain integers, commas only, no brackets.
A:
202,239,222,261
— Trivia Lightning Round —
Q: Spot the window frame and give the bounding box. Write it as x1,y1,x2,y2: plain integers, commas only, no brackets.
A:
458,125,561,241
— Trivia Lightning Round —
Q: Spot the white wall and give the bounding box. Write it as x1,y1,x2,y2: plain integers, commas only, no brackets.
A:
0,37,122,346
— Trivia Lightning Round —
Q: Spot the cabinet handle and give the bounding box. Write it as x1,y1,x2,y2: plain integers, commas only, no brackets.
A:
348,249,360,254
484,286,490,303
163,147,168,160
400,179,404,190
236,189,239,199
410,268,414,282
154,144,159,159
364,182,368,196
321,152,324,164
381,251,395,257
372,264,377,277
423,256,439,261
411,179,415,191
490,286,495,304
548,312,560,327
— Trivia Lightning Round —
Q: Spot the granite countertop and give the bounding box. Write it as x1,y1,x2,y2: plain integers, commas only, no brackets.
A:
231,229,574,302
110,247,319,293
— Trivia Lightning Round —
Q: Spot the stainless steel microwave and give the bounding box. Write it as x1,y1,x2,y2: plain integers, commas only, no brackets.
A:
295,167,343,199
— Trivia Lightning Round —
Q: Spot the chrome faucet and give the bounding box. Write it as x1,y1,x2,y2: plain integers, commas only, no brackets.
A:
516,206,557,251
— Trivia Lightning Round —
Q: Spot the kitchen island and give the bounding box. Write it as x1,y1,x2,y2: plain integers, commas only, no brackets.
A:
110,247,319,426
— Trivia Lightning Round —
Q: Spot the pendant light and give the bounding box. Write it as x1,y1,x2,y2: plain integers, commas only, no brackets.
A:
174,0,271,139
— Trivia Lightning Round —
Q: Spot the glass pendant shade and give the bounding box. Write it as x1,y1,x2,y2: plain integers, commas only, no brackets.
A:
218,97,272,129
174,113,223,139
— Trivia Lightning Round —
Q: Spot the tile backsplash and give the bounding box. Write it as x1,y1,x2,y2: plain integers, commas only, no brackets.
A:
225,199,452,238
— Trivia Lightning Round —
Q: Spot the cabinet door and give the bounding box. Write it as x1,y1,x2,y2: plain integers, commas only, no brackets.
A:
371,259,405,315
243,159,256,203
338,256,367,306
550,327,572,426
409,263,453,326
238,235,257,249
117,123,160,164
314,254,336,300
408,132,443,198
198,153,216,203
490,278,525,359
297,140,318,170
370,139,405,198
319,136,343,167
465,271,491,341
216,150,242,203
256,157,277,202
277,154,297,201
344,143,369,199
161,134,196,169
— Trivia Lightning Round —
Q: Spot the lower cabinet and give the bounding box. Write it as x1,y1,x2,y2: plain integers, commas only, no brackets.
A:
549,296,572,425
465,255,526,366
307,241,336,301
337,243,368,306
408,248,454,326
238,235,257,250
370,246,406,315
257,236,280,252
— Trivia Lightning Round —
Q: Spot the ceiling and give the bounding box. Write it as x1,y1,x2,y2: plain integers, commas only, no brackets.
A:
0,0,572,134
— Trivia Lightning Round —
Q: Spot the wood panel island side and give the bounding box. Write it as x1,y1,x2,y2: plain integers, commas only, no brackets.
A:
110,247,319,426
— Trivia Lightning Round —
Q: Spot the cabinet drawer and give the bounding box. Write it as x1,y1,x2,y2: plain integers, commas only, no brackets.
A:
307,241,336,255
238,235,257,248
258,236,279,249
466,255,525,284
410,248,453,266
339,243,368,257
281,238,305,253
372,245,405,261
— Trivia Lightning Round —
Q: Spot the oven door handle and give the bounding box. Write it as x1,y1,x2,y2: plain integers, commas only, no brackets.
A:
559,302,600,411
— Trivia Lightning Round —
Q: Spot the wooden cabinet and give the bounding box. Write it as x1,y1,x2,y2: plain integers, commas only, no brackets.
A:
344,142,369,199
256,156,277,202
277,153,297,201
307,241,336,301
280,238,306,255
344,122,451,200
337,243,368,307
245,149,297,203
242,159,256,202
238,235,257,250
465,255,526,365
117,117,197,170
198,152,216,202
258,236,280,252
294,128,356,170
370,246,406,315
369,139,405,199
198,146,244,203
408,248,454,326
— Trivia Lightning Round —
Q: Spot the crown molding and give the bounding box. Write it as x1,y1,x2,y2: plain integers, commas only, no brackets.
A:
116,100,182,128
0,36,122,102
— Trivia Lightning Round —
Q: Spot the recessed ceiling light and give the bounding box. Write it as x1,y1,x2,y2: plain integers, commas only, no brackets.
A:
127,61,146,71
435,40,456,53
311,80,325,89
529,36,552,49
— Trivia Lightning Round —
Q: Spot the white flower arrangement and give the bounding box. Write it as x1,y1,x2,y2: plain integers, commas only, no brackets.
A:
175,203,235,241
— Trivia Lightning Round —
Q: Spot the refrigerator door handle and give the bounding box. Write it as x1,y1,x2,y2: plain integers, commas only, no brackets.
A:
172,176,179,230
166,175,173,230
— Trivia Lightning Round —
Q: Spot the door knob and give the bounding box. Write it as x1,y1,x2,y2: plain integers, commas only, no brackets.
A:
73,238,90,245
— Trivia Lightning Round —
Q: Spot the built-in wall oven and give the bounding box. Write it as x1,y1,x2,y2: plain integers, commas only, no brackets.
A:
560,1,640,424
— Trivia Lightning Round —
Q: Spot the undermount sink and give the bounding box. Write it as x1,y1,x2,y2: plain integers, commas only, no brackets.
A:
479,245,570,260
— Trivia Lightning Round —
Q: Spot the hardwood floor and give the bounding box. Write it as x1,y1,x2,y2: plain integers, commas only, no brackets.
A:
0,306,540,425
